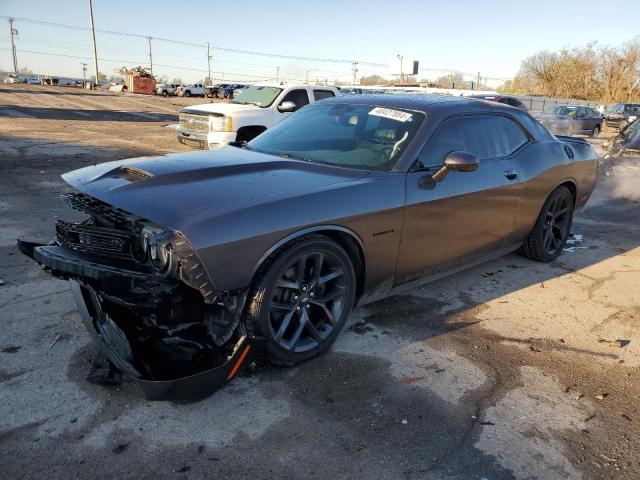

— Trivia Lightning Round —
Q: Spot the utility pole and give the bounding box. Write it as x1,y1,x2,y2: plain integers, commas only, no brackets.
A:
147,36,153,78
8,18,18,74
351,61,358,85
476,72,481,91
81,62,87,86
276,66,280,82
88,0,99,85
207,42,212,84
305,68,315,84
397,54,404,83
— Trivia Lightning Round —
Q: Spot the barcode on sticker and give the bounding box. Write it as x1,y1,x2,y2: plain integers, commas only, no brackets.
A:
369,107,413,122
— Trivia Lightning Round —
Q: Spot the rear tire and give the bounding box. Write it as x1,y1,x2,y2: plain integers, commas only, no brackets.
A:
590,125,600,138
185,91,191,97
519,186,574,262
244,235,356,366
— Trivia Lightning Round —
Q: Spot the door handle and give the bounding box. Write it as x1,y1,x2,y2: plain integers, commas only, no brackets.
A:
504,169,518,180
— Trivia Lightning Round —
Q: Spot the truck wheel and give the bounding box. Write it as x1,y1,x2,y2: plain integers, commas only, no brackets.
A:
185,91,191,97
519,186,574,263
245,235,356,366
162,90,168,97
590,125,600,138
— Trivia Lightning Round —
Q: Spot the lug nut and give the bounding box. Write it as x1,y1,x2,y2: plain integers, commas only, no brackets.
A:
296,306,301,311
310,292,315,297
293,295,299,301
306,304,310,309
302,286,307,292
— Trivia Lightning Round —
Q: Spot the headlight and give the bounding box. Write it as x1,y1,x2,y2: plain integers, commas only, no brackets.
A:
140,225,173,272
209,115,233,132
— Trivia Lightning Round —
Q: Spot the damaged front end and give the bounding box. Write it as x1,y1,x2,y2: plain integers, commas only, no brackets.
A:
18,192,256,401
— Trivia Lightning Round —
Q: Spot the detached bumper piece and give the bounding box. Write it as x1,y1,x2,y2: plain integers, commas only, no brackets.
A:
18,239,257,401
72,280,255,401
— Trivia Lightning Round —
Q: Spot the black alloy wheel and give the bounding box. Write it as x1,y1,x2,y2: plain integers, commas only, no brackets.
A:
542,193,572,256
245,236,356,366
520,186,575,262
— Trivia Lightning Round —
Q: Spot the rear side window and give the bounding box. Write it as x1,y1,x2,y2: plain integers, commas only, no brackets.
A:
421,115,529,165
313,90,335,101
280,89,310,109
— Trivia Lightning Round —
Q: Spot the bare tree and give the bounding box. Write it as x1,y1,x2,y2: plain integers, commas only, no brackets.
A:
509,37,640,102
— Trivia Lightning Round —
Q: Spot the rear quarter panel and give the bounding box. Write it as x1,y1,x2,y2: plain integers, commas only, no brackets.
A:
515,137,598,238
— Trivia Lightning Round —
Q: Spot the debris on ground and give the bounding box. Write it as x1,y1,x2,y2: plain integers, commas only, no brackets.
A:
400,376,426,384
401,419,408,425
348,321,374,334
86,352,123,386
112,443,128,454
0,278,5,286
2,345,21,353
48,334,61,351
609,339,630,348
595,393,609,400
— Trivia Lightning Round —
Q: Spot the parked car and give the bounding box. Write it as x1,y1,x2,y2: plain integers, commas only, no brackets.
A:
536,105,603,137
19,94,598,400
221,84,247,99
156,83,179,96
176,83,206,97
232,85,250,98
603,103,640,131
26,77,40,85
205,83,230,98
176,83,339,148
468,94,529,112
603,118,640,160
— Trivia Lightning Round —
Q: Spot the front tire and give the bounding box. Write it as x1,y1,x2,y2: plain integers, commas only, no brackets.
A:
245,236,356,366
590,125,600,138
520,186,574,262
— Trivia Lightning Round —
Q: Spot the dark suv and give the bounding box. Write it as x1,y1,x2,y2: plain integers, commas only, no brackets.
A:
536,105,603,137
604,103,640,131
469,94,529,112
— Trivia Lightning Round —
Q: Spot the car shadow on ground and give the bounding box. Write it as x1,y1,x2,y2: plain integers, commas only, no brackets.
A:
0,105,177,122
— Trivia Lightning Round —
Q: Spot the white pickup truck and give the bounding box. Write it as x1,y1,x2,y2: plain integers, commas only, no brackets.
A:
156,83,179,96
176,83,206,97
176,83,339,148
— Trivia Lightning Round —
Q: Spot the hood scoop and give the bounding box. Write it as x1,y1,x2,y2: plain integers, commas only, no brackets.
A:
91,165,154,183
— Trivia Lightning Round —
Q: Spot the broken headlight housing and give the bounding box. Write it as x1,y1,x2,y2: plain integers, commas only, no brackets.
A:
140,225,174,272
138,225,217,304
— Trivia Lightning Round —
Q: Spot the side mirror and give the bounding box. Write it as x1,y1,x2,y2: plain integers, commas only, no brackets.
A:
278,101,297,113
432,151,479,182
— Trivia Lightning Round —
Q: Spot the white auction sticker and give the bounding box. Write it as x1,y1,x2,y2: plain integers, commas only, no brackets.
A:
368,107,413,122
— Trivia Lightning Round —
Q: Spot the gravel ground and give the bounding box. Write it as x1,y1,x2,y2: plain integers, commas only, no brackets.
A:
0,84,639,480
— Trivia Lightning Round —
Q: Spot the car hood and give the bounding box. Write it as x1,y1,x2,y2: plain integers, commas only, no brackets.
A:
181,103,258,115
62,147,369,237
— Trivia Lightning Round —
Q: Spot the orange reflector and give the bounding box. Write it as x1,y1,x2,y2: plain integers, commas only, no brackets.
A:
227,345,251,381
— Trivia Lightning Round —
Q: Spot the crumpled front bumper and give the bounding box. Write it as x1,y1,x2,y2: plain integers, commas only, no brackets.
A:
18,239,257,401
71,279,255,401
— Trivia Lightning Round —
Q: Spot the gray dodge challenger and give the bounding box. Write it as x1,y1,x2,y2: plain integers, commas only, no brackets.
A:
20,95,598,399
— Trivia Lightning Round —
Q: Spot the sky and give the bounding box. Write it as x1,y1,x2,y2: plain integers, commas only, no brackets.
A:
1,0,639,86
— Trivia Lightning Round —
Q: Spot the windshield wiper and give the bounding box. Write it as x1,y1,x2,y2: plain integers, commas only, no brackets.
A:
278,151,313,162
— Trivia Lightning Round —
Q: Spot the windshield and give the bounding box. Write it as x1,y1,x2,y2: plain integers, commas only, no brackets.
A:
231,86,283,107
545,106,578,116
248,103,425,171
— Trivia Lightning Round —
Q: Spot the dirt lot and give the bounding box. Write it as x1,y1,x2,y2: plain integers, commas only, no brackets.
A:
1,83,639,480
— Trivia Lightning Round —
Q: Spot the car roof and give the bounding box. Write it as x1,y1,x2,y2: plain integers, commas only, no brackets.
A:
252,82,337,89
320,93,520,115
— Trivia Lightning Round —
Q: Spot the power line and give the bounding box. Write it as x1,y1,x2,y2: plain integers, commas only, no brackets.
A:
0,15,387,67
